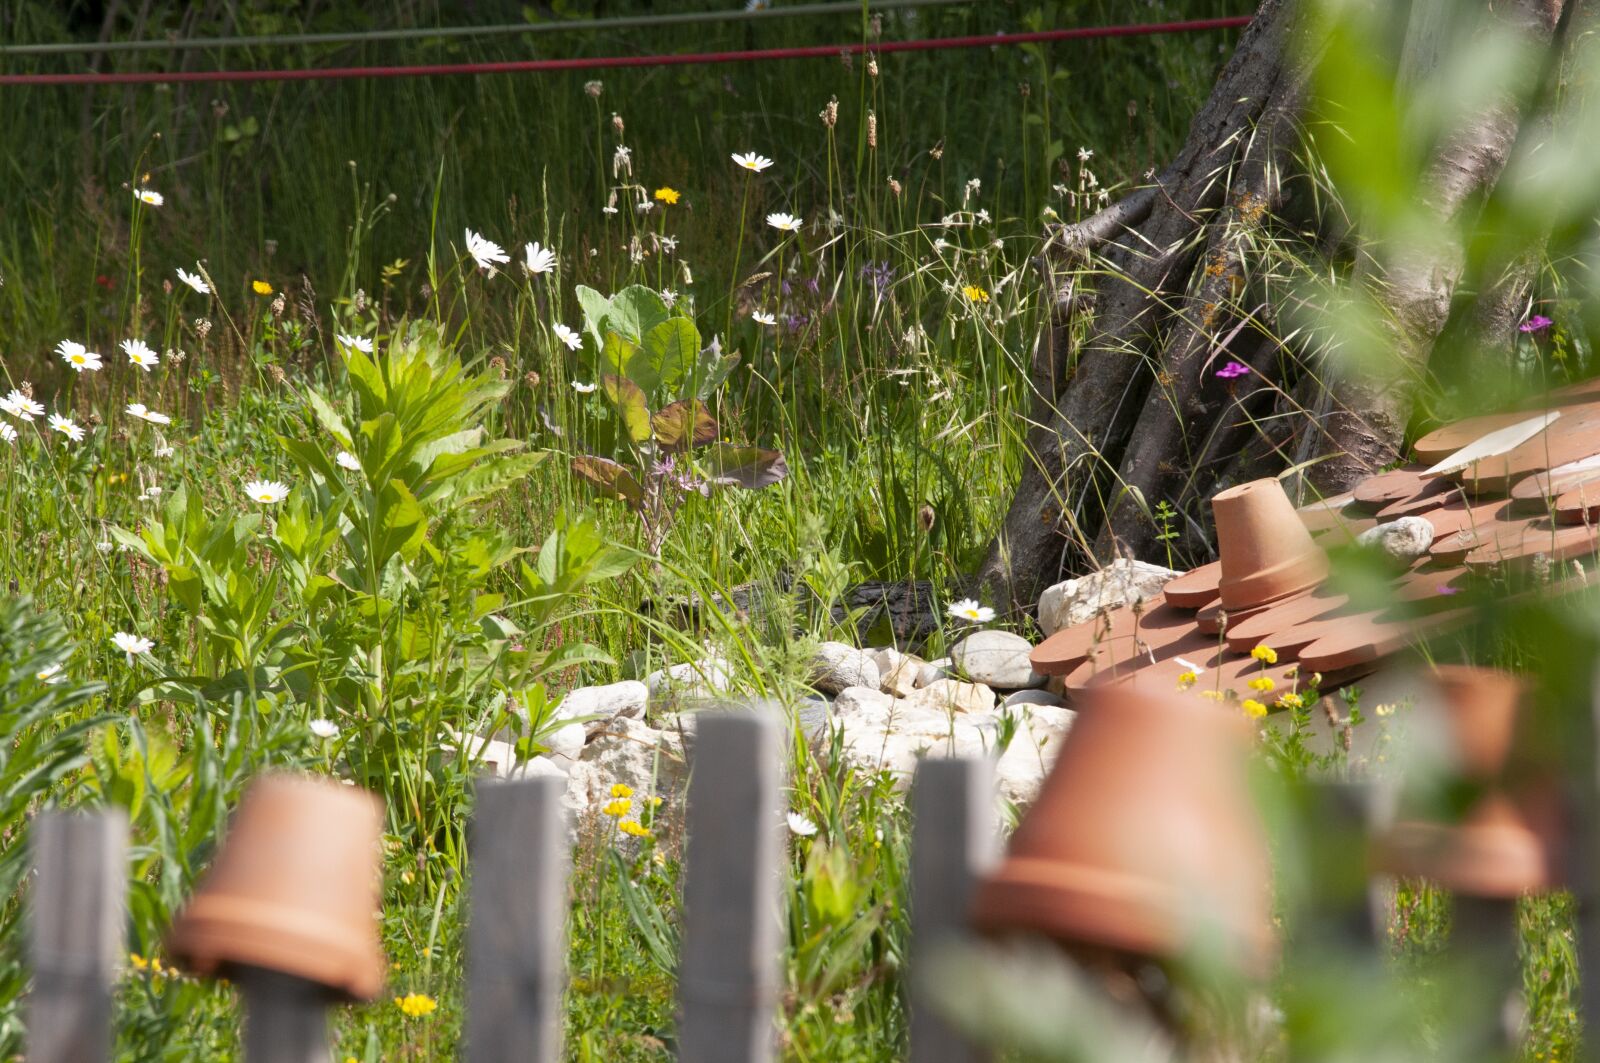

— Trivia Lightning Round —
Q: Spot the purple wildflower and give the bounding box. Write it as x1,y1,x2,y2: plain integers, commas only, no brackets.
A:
1519,314,1554,333
1215,361,1250,379
858,261,895,293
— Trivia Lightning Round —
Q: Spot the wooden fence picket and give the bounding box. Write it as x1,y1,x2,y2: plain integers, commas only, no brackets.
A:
908,756,998,1063
27,809,127,1063
676,711,784,1063
237,968,334,1063
465,775,570,1063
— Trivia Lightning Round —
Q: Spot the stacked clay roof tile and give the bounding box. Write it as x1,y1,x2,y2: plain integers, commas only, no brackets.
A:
1031,381,1600,700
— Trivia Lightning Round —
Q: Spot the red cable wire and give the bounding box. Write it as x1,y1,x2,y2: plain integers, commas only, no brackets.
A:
0,17,1251,86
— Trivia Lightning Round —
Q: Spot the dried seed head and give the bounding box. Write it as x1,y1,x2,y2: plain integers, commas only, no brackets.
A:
929,140,944,161
488,355,508,378
524,370,541,388
264,238,278,257
1019,81,1031,98
270,292,286,317
918,504,936,532
17,381,32,399
584,80,604,99
867,55,879,78
820,96,839,128
867,110,878,149
266,364,287,385
194,318,212,340
354,288,368,313
165,348,186,365
887,177,903,197
611,112,625,137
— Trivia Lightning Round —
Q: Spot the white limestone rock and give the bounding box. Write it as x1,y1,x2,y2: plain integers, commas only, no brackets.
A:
915,657,953,688
904,678,996,715
1002,688,1069,711
558,680,650,728
1357,516,1435,562
646,657,731,703
948,629,1043,690
1037,558,1181,636
811,641,880,695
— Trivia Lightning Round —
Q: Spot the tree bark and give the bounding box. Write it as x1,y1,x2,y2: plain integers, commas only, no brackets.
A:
975,0,1297,614
978,0,1574,616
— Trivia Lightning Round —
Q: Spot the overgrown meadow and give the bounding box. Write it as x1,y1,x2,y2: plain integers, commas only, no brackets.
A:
0,1,1580,1060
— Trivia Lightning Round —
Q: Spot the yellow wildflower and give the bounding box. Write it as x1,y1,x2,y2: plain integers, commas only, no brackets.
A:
1375,703,1396,717
394,992,438,1018
1276,692,1304,710
129,952,149,971
1176,670,1198,690
602,798,630,817
1199,689,1225,702
252,279,273,295
1241,699,1267,719
1248,676,1276,693
962,285,990,303
610,782,633,798
654,187,680,204
618,819,652,838
1250,644,1278,664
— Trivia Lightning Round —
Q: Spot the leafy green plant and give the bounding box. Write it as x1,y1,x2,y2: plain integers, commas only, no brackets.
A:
567,284,787,554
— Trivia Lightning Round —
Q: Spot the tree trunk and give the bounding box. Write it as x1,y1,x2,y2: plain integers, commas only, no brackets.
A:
977,0,1571,617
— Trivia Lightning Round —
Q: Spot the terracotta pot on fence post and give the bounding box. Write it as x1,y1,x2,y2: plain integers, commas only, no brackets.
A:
1375,666,1560,897
1213,478,1330,611
969,687,1275,979
166,772,387,1002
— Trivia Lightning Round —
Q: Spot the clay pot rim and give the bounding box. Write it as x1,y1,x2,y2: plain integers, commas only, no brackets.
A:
168,894,385,1001
1217,550,1330,611
971,855,1275,977
1376,815,1553,898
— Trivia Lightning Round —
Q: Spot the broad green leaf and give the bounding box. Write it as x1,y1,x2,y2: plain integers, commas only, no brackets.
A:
305,387,351,445
602,375,653,443
641,317,699,396
374,479,427,565
693,340,741,400
606,285,671,346
575,285,615,347
651,400,716,450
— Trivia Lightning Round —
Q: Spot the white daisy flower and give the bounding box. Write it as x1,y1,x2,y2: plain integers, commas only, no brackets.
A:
336,333,374,354
787,812,819,837
465,229,510,272
57,340,103,373
0,423,15,444
766,212,803,233
134,188,163,206
571,380,597,394
5,391,44,421
35,663,65,685
126,403,172,425
753,311,776,326
552,323,582,351
176,266,210,294
947,598,995,624
243,479,290,504
524,241,557,275
308,718,341,740
732,152,774,173
111,632,154,660
121,338,159,370
47,414,84,443
335,450,362,471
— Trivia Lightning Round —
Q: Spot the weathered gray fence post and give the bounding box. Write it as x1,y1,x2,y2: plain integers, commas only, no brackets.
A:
28,809,127,1063
466,775,569,1063
909,757,998,1063
237,969,333,1063
678,711,783,1063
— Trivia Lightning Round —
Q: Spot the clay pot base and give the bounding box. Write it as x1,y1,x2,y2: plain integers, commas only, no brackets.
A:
1463,520,1600,572
1030,602,1197,678
1213,479,1331,610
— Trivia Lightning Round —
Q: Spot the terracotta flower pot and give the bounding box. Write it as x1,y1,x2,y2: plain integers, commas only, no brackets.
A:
1213,479,1330,611
970,688,1274,974
167,773,387,1001
1375,668,1561,897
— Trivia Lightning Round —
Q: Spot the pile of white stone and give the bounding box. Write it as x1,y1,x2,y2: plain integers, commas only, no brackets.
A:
451,559,1180,823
